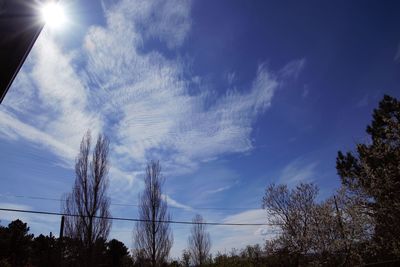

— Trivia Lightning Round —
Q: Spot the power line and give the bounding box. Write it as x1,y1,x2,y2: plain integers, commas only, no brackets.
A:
0,193,259,211
0,208,276,226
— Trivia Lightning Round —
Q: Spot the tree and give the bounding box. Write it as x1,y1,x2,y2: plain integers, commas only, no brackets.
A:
262,183,318,265
106,239,131,267
188,214,211,267
336,95,400,258
134,161,173,267
240,245,263,267
309,189,373,266
31,234,59,267
62,131,112,267
0,220,33,267
181,249,191,267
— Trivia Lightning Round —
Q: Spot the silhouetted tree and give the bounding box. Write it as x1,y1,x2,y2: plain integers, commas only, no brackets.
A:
188,214,211,266
0,219,33,267
134,161,173,267
106,239,131,267
31,234,59,267
336,95,400,259
0,223,8,263
62,131,112,267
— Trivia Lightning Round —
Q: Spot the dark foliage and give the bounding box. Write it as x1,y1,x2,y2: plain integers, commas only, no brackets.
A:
106,239,132,267
337,95,400,259
0,220,134,267
0,220,33,267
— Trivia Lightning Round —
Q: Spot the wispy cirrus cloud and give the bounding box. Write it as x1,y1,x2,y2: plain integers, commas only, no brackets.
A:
83,0,283,176
162,194,193,212
0,0,306,240
0,202,60,236
279,58,306,79
204,180,238,195
209,209,276,253
0,0,305,180
279,157,318,186
0,30,103,166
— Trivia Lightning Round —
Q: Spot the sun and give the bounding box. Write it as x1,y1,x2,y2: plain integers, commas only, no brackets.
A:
40,2,67,29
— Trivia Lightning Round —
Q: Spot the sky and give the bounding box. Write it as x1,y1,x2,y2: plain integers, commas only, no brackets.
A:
1,0,400,259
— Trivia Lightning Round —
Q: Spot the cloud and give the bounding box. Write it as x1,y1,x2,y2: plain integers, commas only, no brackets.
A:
209,209,277,253
279,158,318,186
205,185,233,195
0,30,103,166
226,71,237,85
162,194,193,211
0,109,76,161
204,180,238,195
0,203,34,223
170,209,276,258
279,58,306,79
0,202,60,236
103,0,192,50
0,0,304,221
83,1,281,175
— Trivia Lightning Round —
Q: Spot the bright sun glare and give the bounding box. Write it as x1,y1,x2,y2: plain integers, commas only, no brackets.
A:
41,2,67,29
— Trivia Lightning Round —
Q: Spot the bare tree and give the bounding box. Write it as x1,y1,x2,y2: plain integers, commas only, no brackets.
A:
262,183,318,265
134,161,173,267
63,131,111,266
310,188,374,265
263,182,374,266
188,214,211,266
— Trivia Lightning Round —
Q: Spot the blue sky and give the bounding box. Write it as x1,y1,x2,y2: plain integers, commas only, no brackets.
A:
1,0,400,258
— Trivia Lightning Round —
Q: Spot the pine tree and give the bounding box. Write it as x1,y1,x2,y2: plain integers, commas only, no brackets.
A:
336,95,400,258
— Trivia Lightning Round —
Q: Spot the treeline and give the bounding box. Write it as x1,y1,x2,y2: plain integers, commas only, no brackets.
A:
0,95,399,267
0,220,131,266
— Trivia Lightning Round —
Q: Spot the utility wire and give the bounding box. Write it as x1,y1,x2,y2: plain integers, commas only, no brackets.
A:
0,208,276,226
0,193,258,211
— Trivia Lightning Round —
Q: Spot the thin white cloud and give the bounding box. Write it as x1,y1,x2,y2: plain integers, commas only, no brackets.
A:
204,180,238,195
279,58,306,79
0,202,60,236
279,157,318,186
0,0,305,180
209,209,276,254
0,109,76,162
162,194,193,212
0,30,103,166
0,203,34,223
100,0,192,50
205,185,232,195
226,71,237,85
83,1,281,175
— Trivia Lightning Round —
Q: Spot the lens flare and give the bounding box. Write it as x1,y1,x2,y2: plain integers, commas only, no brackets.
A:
41,2,66,29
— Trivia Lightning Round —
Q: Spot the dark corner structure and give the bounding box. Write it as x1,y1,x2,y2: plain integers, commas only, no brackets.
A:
0,0,47,104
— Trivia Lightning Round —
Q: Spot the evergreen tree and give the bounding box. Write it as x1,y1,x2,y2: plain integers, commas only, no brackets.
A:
336,95,400,258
